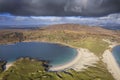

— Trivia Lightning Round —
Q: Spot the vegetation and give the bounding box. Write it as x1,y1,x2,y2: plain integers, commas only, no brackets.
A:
24,30,110,56
0,24,120,80
0,31,24,44
0,61,6,73
0,58,114,80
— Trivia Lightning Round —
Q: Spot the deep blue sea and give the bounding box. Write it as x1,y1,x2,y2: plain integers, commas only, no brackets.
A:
0,42,77,66
112,45,120,66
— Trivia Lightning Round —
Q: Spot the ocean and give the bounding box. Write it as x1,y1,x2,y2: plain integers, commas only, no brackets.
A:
0,42,77,66
112,45,120,66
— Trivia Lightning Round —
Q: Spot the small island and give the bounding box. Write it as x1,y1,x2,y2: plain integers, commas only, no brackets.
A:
0,24,120,80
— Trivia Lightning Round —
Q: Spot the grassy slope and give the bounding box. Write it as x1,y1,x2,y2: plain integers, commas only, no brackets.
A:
0,24,120,80
0,58,114,80
24,30,110,56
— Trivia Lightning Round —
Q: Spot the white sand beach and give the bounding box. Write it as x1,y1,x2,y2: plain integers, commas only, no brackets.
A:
103,40,120,80
102,44,120,80
49,48,99,71
71,48,99,71
103,39,120,80
5,62,14,70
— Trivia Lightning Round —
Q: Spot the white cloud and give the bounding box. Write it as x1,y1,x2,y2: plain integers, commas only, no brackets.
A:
15,16,27,21
0,13,120,29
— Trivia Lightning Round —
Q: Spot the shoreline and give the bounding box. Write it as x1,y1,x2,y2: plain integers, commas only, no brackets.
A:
23,40,78,48
71,48,99,71
49,48,99,71
5,48,99,72
5,62,14,70
49,49,81,71
102,44,120,80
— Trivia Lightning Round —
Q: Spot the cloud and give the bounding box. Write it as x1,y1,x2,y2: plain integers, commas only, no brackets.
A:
65,0,120,16
0,13,120,29
0,0,120,16
0,0,66,16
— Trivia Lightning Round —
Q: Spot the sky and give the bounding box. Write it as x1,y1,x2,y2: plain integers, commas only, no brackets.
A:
0,0,120,16
0,0,120,29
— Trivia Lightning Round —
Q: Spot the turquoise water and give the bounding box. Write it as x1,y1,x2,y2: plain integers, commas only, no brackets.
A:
112,45,120,66
0,42,77,66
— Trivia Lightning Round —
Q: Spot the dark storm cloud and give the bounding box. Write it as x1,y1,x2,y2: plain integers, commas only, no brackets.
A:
0,0,66,16
65,0,120,16
0,0,120,16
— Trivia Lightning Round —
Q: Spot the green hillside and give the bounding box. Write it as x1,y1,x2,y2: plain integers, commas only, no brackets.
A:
0,24,120,80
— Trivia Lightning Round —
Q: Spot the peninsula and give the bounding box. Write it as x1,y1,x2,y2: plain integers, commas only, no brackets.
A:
0,24,120,80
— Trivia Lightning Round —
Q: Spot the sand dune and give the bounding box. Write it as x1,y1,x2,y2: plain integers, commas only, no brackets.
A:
103,50,120,80
102,44,120,80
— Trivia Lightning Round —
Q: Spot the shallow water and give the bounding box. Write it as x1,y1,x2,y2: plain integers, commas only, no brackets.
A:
112,45,120,66
0,42,77,66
